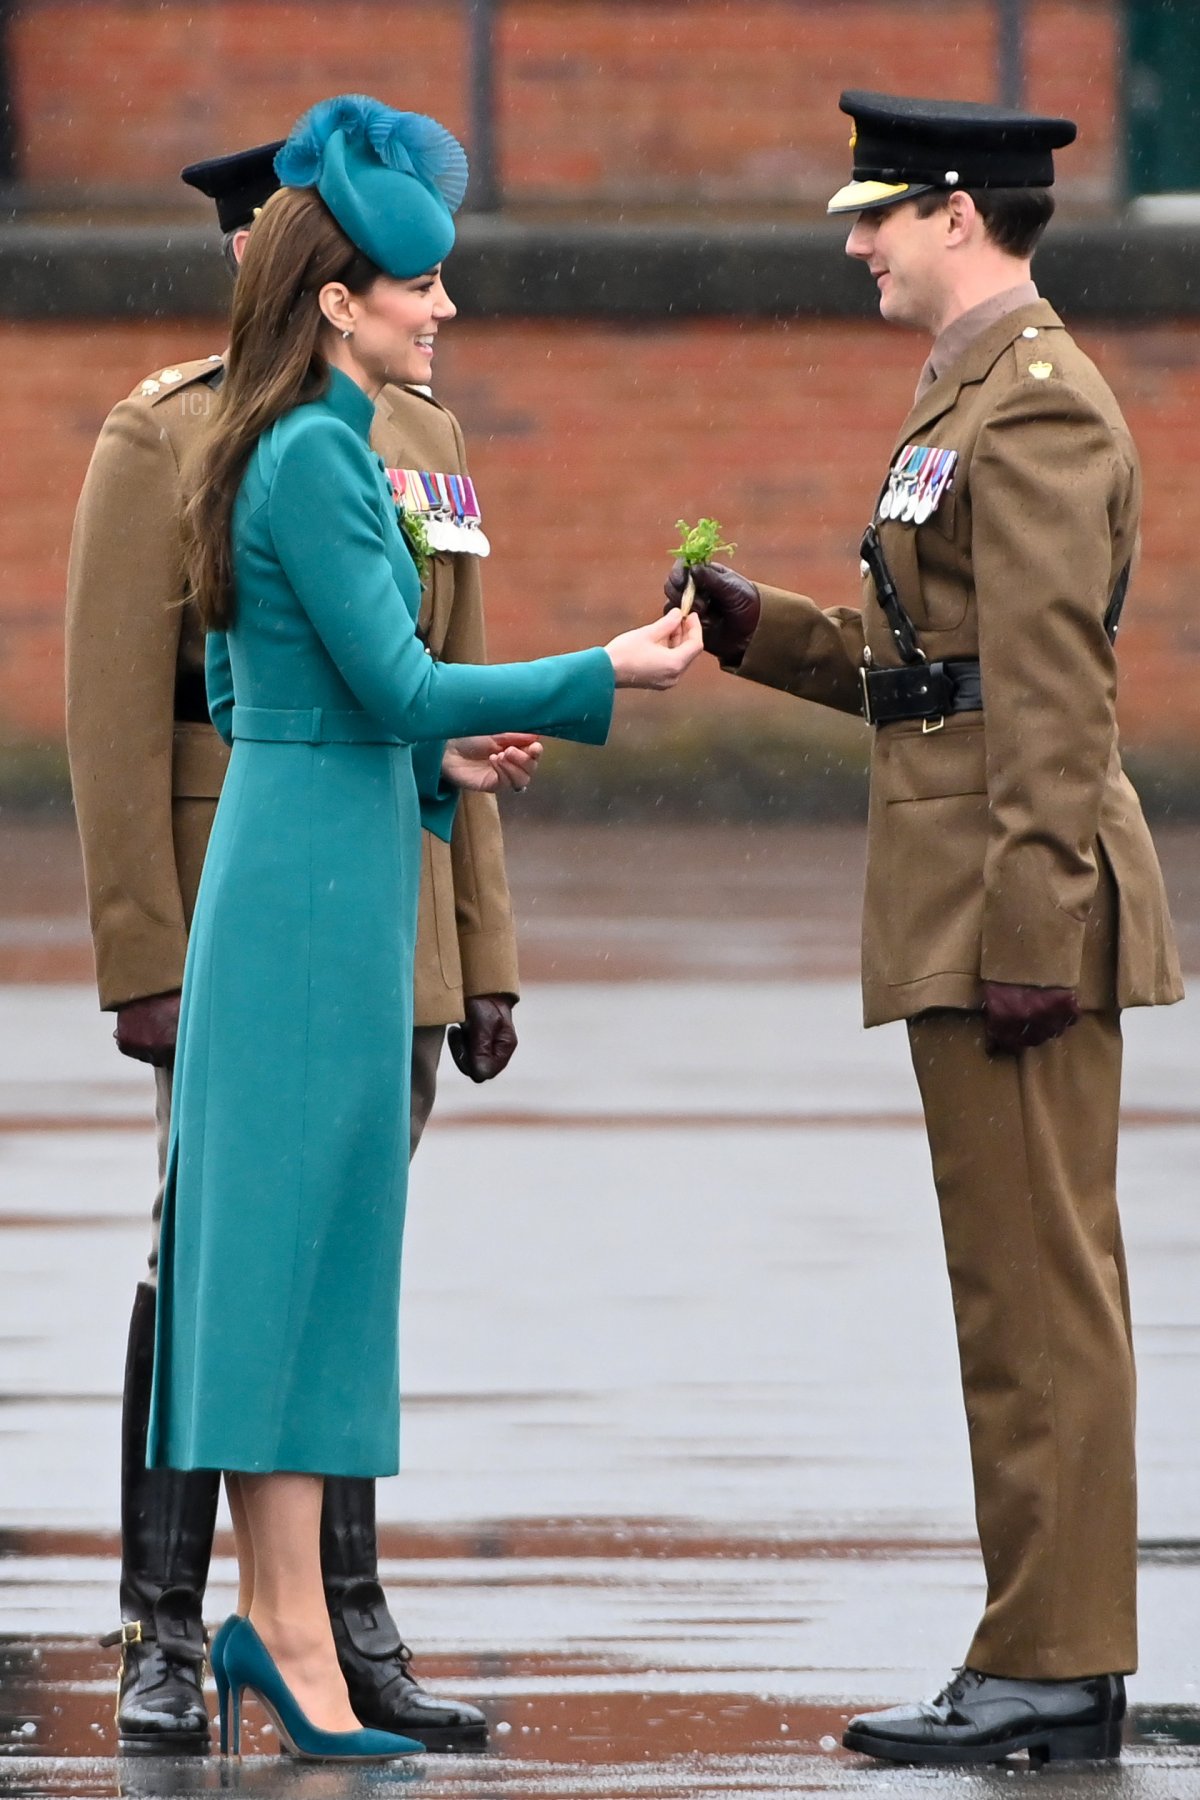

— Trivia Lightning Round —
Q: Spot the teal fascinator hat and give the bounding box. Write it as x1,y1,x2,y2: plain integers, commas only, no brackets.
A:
275,95,468,279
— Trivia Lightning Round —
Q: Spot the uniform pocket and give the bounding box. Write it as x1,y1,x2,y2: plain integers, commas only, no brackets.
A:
879,789,989,986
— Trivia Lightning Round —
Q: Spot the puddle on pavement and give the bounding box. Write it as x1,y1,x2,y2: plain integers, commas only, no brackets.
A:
3,1636,1200,1799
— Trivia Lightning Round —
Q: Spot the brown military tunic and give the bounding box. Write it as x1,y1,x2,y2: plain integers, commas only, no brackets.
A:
66,357,519,1025
733,297,1181,1681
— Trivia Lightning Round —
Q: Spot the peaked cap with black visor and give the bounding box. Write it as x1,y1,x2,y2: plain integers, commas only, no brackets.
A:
180,141,284,231
827,90,1076,217
272,94,469,279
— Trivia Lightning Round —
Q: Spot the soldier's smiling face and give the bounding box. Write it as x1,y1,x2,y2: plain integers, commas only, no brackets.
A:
844,200,954,334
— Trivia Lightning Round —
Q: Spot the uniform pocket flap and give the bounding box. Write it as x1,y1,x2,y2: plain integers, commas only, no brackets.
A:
878,718,986,803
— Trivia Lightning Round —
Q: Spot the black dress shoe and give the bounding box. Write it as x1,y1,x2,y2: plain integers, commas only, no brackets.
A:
843,1668,1125,1766
322,1477,488,1751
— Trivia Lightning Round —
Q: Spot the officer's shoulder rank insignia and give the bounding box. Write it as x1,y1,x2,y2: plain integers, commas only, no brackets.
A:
385,468,490,556
139,378,162,397
879,443,958,525
1028,360,1054,380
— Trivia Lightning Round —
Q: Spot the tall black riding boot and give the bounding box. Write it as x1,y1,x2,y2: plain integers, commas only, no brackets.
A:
321,1476,488,1750
101,1283,221,1753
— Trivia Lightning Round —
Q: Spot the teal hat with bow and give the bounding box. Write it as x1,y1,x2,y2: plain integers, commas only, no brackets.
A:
275,95,468,278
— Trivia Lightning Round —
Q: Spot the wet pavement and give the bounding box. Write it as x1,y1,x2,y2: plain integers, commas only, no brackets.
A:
3,821,1200,1795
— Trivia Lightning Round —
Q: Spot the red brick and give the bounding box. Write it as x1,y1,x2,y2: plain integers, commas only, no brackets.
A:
12,1,1118,207
3,301,1196,754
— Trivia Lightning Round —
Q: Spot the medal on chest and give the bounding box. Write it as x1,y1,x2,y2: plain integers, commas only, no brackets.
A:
878,444,958,525
385,468,490,556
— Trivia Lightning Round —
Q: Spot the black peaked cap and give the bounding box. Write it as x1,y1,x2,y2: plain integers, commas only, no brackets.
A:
181,140,285,231
828,90,1076,215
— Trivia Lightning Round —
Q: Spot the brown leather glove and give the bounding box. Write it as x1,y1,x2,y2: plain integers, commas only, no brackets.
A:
448,994,518,1083
983,981,1080,1055
664,559,761,666
114,991,181,1067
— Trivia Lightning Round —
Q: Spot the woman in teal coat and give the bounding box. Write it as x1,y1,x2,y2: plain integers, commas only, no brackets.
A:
146,96,700,1760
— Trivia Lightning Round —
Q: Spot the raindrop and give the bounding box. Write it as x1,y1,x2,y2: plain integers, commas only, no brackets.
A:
819,1733,838,1751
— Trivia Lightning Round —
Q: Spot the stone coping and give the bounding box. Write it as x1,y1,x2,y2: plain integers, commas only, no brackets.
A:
3,218,1200,320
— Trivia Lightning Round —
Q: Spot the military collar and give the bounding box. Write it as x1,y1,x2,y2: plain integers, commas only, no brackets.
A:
320,365,377,440
916,280,1040,399
894,298,1064,451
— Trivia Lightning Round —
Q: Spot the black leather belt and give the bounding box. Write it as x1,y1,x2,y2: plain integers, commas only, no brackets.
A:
174,669,209,724
860,657,982,729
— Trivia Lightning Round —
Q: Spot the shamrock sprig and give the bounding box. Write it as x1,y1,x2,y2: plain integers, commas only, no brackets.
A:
672,517,736,616
398,507,432,585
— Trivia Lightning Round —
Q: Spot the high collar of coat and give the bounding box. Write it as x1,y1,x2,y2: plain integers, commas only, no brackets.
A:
892,297,1064,453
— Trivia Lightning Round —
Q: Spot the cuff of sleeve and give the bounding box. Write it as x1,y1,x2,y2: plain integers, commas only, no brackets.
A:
980,903,1088,989
737,586,818,695
95,935,188,1012
568,648,616,746
420,786,460,844
412,739,459,842
458,927,521,1002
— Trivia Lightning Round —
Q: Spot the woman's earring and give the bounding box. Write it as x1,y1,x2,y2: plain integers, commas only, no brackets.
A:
341,329,353,341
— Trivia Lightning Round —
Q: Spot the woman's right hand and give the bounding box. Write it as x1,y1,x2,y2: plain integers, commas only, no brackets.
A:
604,609,703,690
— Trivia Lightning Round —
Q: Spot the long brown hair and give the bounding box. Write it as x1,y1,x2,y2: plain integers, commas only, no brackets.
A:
182,186,381,629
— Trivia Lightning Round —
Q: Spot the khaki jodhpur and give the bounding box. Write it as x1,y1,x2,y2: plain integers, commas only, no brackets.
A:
906,866,1136,1681
147,1025,447,1276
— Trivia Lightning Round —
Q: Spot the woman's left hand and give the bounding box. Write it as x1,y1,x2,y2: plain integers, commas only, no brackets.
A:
442,733,544,794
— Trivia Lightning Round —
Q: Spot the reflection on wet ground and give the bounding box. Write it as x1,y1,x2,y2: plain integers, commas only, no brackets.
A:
3,822,1200,1795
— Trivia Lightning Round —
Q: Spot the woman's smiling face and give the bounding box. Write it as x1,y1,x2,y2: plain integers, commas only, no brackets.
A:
339,264,458,388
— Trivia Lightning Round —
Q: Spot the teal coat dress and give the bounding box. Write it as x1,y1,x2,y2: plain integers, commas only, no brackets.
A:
147,367,613,1476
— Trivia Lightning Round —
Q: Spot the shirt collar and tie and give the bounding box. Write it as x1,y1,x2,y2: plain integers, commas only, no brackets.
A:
913,279,1040,402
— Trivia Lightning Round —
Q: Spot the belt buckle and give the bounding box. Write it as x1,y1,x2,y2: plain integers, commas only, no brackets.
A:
922,714,945,734
859,664,874,725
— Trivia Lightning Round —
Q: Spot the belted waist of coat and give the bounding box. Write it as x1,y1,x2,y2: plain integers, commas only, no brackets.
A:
231,706,403,745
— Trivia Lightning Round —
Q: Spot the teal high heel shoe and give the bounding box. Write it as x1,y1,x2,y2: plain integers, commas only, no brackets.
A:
221,1617,422,1761
209,1615,239,1756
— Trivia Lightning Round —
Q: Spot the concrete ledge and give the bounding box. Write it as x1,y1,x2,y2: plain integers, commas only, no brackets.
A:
5,219,1200,321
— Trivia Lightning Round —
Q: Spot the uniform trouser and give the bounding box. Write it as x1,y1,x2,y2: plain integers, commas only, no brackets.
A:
907,1008,1136,1681
146,1023,448,1278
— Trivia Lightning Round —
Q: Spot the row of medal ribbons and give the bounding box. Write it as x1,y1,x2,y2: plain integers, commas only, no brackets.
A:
878,444,958,525
387,467,491,557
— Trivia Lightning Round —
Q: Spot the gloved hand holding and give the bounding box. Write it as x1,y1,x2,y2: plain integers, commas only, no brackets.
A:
448,994,518,1082
114,991,182,1066
663,560,761,666
983,981,1080,1055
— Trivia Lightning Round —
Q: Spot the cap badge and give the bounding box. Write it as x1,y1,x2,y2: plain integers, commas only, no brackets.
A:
1028,361,1054,380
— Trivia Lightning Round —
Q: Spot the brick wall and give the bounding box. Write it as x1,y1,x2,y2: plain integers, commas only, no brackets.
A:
11,0,1119,211
6,307,1200,754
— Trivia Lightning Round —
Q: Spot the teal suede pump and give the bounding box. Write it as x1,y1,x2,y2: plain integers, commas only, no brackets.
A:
209,1614,238,1755
220,1617,422,1761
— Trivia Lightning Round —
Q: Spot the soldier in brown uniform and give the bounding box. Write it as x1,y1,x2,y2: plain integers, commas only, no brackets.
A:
669,93,1182,1767
66,143,514,1753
